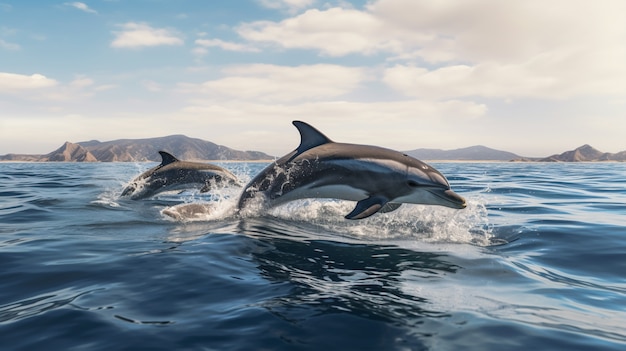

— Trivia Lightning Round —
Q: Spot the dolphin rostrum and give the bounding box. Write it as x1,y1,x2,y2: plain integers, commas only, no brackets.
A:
237,121,466,219
121,151,240,200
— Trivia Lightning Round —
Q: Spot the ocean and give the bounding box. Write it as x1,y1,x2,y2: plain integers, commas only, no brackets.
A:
1,161,625,350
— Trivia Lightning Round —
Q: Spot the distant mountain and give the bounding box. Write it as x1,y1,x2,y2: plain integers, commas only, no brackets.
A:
0,153,47,162
0,135,274,162
77,135,274,162
2,138,624,163
404,145,520,161
536,144,626,162
0,142,98,162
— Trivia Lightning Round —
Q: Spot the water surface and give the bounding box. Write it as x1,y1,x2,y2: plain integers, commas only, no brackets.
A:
1,162,625,350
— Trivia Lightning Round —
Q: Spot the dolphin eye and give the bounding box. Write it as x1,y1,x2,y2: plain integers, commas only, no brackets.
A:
407,180,420,188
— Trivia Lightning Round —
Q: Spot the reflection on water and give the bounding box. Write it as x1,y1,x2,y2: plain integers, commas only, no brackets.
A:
0,288,100,324
232,218,462,347
256,238,457,319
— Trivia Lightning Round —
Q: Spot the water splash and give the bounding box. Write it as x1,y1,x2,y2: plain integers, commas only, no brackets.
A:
160,193,493,245
266,197,493,245
161,201,237,221
91,189,125,209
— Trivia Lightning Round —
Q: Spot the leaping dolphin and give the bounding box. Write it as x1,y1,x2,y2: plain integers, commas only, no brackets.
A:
121,151,240,200
237,121,466,219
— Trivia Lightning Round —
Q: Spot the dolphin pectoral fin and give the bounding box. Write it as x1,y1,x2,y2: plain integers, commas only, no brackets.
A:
288,121,334,162
345,197,388,220
158,151,180,166
379,202,402,213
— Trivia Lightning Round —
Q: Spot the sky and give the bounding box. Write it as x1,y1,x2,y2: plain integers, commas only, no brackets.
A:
1,0,625,157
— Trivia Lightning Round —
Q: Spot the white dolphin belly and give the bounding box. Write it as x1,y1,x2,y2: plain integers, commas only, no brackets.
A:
270,183,368,206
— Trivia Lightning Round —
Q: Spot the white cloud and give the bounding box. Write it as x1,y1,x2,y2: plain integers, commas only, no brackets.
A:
183,99,485,122
0,73,107,103
237,0,626,100
174,63,488,154
69,76,94,88
191,46,208,57
64,2,97,14
195,38,260,53
383,48,626,100
141,80,162,92
367,0,625,62
257,0,315,13
93,84,117,92
178,99,487,154
0,38,20,51
384,63,561,100
238,8,401,56
111,22,184,48
180,64,367,102
0,72,58,92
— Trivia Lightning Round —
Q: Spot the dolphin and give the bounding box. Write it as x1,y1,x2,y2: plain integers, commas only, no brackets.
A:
121,151,240,200
237,121,466,219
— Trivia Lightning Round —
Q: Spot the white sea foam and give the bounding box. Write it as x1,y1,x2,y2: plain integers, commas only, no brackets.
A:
91,188,125,208
160,191,493,245
161,201,237,222
266,196,493,245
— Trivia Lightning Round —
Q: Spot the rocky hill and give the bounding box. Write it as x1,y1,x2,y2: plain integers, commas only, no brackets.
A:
404,145,520,161
537,145,626,162
48,142,98,162
77,135,274,162
0,135,274,162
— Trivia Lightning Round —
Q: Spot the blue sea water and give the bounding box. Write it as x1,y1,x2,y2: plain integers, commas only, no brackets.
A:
1,161,625,351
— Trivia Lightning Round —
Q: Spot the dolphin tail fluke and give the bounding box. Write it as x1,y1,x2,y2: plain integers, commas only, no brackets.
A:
345,196,388,220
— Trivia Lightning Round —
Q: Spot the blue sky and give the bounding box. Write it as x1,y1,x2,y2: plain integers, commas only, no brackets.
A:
1,0,625,157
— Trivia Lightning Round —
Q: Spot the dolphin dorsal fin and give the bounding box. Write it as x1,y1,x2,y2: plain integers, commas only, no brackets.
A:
158,151,179,166
289,121,333,162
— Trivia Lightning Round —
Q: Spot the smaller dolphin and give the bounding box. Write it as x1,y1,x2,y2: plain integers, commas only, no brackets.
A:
121,151,240,200
237,121,466,219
